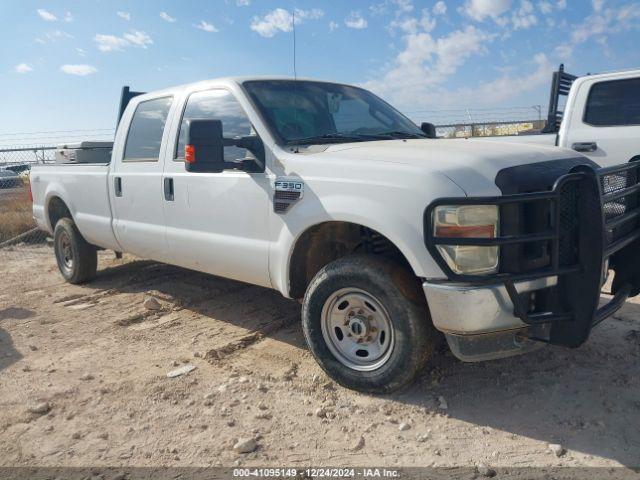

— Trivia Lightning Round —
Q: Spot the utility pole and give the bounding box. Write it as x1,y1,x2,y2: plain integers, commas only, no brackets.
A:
532,105,542,126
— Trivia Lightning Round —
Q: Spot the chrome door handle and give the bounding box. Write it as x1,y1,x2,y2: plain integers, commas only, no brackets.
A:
572,142,598,153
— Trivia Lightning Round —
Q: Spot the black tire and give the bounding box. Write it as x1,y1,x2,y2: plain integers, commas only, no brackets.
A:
53,217,97,284
302,255,436,394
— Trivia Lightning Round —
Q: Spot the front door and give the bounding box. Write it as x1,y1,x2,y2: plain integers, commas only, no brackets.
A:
162,89,272,288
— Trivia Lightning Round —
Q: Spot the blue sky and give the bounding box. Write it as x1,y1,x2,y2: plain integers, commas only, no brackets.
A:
1,0,639,144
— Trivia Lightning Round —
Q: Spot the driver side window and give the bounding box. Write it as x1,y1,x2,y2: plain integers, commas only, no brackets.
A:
176,89,253,162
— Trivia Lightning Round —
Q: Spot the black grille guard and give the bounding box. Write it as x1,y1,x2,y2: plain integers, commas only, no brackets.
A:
424,161,640,347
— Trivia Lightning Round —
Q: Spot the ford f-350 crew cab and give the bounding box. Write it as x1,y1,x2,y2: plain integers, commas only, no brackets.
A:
30,77,640,393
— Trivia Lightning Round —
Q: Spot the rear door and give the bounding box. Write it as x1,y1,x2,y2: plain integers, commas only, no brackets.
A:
563,75,640,166
109,95,174,260
161,88,272,288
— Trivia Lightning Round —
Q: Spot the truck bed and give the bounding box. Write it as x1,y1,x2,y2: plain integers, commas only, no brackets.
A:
30,163,120,251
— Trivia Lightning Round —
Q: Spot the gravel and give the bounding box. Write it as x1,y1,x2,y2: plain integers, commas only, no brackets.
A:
233,438,258,454
548,443,566,457
167,365,196,378
27,402,51,415
143,297,161,311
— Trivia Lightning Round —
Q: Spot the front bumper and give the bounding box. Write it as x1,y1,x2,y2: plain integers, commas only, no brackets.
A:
423,276,557,335
424,278,557,362
423,161,640,352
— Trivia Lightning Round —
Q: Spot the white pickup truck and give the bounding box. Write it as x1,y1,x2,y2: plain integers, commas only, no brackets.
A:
482,65,640,166
30,77,640,393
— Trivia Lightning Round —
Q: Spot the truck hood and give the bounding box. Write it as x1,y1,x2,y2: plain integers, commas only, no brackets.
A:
324,138,582,196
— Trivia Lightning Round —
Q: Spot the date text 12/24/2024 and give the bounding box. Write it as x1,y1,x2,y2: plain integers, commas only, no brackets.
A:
232,468,401,478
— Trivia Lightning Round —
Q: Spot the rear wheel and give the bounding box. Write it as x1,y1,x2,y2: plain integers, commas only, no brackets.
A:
53,218,97,284
302,255,436,393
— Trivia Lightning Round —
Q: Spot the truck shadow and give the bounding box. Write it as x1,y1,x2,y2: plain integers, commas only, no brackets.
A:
92,260,640,468
0,307,32,372
91,258,303,345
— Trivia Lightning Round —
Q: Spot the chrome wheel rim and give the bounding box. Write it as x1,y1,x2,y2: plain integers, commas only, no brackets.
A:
320,288,394,371
55,232,73,274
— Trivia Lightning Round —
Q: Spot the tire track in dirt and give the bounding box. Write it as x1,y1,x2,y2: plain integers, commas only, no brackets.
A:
204,311,300,362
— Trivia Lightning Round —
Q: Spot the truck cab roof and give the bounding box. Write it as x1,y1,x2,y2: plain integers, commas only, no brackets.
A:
133,76,346,100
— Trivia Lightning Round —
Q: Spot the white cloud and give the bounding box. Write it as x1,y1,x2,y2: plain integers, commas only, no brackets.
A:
117,11,131,21
557,0,567,9
370,2,389,16
364,24,494,107
76,47,86,56
297,8,324,20
367,47,551,114
593,0,605,12
462,0,511,23
64,11,73,22
539,1,552,14
14,63,33,74
389,9,436,34
251,8,293,37
60,64,97,76
37,9,57,21
94,34,129,52
555,4,640,58
94,30,152,52
512,0,537,30
195,20,218,32
329,21,339,31
250,8,324,37
369,0,414,16
345,11,368,29
433,1,447,15
453,53,552,105
123,30,153,47
35,30,73,44
160,11,177,23
394,0,414,13
618,2,640,22
236,0,251,5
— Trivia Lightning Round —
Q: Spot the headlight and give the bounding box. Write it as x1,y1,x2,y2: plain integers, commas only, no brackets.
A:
433,205,499,275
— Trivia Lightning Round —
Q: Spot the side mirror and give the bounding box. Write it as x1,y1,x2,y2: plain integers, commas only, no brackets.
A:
184,119,225,173
421,122,437,139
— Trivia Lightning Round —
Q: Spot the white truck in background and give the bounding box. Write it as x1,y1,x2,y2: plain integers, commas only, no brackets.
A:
29,77,640,393
478,65,640,166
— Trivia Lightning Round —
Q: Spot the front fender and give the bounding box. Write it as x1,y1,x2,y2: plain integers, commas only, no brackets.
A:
268,172,466,297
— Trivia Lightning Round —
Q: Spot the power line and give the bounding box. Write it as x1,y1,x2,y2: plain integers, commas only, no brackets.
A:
0,128,115,137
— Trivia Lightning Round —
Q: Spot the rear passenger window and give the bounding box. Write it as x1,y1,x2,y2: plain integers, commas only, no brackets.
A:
584,78,640,126
123,96,173,161
176,89,253,162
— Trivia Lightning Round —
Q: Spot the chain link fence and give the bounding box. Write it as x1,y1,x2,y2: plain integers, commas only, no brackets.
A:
435,119,545,139
0,147,55,257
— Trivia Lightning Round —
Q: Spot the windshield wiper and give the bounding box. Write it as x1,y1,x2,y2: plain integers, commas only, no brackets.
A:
376,131,427,139
285,131,427,146
285,133,376,146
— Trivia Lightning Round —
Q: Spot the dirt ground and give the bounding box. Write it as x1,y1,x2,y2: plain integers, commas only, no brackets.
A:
0,245,639,472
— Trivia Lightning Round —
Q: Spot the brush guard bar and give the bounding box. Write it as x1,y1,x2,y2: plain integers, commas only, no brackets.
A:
424,161,640,347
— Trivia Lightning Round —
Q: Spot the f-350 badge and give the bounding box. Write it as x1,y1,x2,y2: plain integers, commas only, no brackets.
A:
274,178,304,213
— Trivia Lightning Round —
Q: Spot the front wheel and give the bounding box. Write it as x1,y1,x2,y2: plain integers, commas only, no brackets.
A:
302,255,436,393
53,218,97,284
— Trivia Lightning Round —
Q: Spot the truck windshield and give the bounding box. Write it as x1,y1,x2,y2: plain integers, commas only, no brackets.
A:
243,80,426,145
